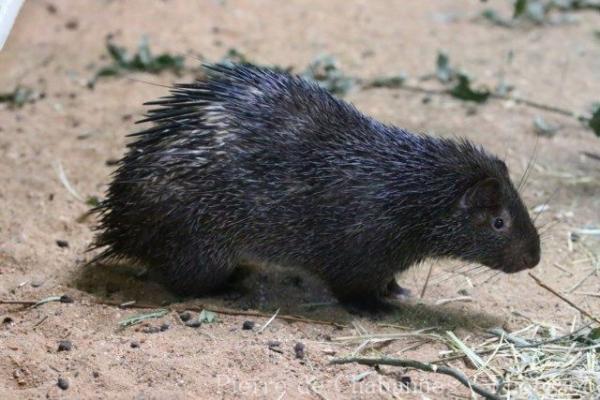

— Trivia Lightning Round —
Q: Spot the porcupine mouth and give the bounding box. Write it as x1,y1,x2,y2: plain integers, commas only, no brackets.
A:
498,257,540,274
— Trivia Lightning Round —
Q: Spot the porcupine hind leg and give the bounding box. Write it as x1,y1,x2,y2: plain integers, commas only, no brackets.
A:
323,263,396,312
161,240,239,297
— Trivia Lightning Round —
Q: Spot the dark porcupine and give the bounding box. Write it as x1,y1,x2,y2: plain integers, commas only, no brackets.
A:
93,63,540,307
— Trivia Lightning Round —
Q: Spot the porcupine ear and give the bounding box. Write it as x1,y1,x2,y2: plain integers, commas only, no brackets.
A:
460,177,502,210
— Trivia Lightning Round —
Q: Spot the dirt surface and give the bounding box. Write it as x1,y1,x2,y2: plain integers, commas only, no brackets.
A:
1,1,599,399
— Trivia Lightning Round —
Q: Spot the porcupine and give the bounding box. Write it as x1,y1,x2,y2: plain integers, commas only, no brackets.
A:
92,63,540,308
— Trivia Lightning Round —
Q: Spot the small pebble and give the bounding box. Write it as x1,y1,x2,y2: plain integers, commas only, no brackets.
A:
65,19,79,30
60,294,74,303
268,340,283,353
294,342,305,359
57,377,69,390
185,319,201,328
242,320,255,330
142,326,161,334
92,371,100,378
458,288,469,296
56,240,69,248
400,375,412,387
160,323,170,331
130,341,140,348
179,311,192,322
2,317,14,324
57,340,72,352
30,277,45,288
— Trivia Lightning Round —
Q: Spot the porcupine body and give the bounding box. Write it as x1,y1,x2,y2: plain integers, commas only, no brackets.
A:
93,63,540,305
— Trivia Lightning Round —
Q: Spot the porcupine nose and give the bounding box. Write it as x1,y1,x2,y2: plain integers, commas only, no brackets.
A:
523,240,541,269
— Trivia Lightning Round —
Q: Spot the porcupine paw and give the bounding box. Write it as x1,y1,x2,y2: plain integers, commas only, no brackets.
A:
384,279,412,302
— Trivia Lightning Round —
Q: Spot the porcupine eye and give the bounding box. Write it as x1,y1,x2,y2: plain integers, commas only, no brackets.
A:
493,217,504,230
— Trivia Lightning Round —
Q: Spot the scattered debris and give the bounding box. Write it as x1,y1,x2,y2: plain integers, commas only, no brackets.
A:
130,341,140,348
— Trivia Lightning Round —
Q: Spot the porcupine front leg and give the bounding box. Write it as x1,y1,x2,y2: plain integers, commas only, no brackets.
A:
321,261,396,312
384,278,412,301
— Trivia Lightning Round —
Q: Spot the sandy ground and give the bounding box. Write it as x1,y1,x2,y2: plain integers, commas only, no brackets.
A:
1,1,599,399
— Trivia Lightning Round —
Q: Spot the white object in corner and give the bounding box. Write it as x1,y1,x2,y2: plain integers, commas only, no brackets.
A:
0,0,24,50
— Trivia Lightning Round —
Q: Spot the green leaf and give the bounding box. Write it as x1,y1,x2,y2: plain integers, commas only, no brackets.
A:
0,86,35,107
93,37,185,84
367,74,407,89
221,48,250,64
302,54,356,96
533,115,559,137
435,51,453,83
449,74,490,103
106,42,130,66
481,9,513,28
86,196,101,207
588,327,600,340
198,309,217,323
33,295,63,308
118,309,169,328
136,36,153,68
589,103,600,137
514,0,528,17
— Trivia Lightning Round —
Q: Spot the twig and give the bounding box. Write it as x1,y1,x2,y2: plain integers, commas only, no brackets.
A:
95,299,348,328
55,161,85,202
528,273,600,325
420,263,434,298
434,296,473,306
1,297,348,328
257,308,279,333
0,300,38,306
330,357,502,400
33,315,48,328
363,82,590,124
